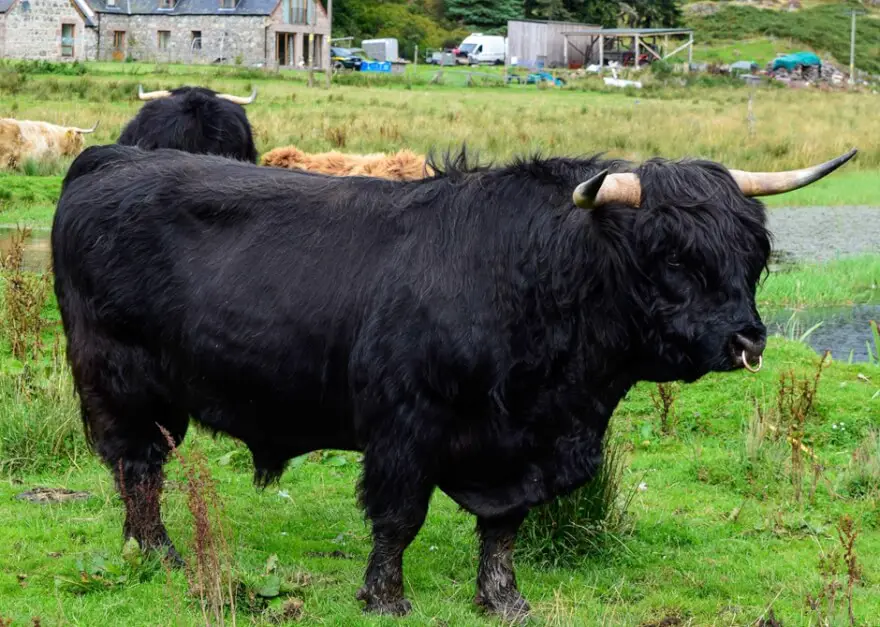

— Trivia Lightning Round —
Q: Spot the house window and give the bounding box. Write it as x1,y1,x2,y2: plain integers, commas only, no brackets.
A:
158,30,171,50
158,0,175,9
113,31,126,50
106,0,116,6
220,0,236,8
61,24,75,57
191,31,202,50
286,0,313,25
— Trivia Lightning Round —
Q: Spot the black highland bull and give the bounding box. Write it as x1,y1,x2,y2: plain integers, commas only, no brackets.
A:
51,144,856,620
117,85,258,163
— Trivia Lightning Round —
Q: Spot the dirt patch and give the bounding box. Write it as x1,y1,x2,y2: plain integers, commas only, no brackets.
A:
640,616,683,627
756,609,784,626
304,550,353,560
14,487,91,504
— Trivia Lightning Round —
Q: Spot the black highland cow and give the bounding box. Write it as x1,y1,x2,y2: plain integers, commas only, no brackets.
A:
51,144,856,620
117,85,258,163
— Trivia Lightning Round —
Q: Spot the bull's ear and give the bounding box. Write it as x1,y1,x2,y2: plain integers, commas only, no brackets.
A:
573,171,642,209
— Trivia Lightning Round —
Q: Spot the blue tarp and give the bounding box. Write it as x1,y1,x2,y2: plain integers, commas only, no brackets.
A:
772,52,821,71
360,61,391,73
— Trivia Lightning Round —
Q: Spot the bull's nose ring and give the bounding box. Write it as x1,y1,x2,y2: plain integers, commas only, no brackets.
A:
742,350,763,373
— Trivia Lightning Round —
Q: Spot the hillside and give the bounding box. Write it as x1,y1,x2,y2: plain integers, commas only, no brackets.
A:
686,2,880,74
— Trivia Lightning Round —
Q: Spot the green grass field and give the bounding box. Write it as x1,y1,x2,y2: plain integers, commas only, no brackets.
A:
1,340,878,626
1,64,879,626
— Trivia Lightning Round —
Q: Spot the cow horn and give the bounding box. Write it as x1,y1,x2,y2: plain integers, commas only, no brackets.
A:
70,120,99,134
138,85,172,101
728,149,858,197
573,170,641,209
216,88,257,105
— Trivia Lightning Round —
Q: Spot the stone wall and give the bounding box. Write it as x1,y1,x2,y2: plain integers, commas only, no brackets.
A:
97,14,269,66
2,0,96,60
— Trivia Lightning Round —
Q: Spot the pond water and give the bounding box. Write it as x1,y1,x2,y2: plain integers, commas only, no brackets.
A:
764,305,880,364
0,226,51,272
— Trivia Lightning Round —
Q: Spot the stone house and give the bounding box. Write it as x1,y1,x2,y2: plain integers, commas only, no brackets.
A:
0,0,331,69
0,0,98,61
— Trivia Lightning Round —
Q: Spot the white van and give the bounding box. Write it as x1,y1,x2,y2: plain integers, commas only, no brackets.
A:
456,34,507,66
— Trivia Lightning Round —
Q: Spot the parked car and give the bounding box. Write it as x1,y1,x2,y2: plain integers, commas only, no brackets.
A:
331,46,369,71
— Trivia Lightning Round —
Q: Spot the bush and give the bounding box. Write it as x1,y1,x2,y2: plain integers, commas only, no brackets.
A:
517,431,634,567
0,59,87,76
0,70,27,95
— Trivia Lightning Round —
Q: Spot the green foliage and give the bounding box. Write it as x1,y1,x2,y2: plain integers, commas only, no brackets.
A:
0,70,27,95
518,431,635,566
54,545,164,595
530,0,573,22
446,0,523,31
0,59,87,76
333,0,468,59
620,0,682,28
687,3,880,74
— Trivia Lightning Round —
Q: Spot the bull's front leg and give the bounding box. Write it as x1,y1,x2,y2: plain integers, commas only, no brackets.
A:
474,511,530,622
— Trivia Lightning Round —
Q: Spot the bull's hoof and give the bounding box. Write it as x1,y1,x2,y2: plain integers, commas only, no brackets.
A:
162,545,186,569
475,591,530,623
356,586,412,616
126,535,185,569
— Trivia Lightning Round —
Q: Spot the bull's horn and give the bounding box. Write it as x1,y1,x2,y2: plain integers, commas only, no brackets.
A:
138,85,172,101
573,170,641,209
70,121,99,134
728,149,858,197
216,88,257,105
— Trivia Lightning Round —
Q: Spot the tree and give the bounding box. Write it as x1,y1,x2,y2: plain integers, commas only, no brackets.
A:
446,0,523,31
576,0,621,26
533,0,573,22
619,0,683,28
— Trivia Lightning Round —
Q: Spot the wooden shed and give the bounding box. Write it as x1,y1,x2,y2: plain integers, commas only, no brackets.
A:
507,19,600,69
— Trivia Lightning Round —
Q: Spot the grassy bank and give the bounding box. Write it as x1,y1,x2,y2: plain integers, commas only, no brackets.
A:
757,255,880,308
1,63,879,171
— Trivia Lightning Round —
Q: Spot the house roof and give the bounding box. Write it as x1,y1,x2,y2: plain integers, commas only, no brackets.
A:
87,0,279,16
0,0,97,25
73,0,98,26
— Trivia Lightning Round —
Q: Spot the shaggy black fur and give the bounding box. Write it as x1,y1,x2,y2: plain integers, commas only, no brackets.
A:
117,86,258,163
52,144,771,618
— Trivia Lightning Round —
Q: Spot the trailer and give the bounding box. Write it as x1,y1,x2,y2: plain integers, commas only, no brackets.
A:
361,38,399,62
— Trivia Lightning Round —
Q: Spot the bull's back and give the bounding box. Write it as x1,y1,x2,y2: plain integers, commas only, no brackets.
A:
54,146,437,398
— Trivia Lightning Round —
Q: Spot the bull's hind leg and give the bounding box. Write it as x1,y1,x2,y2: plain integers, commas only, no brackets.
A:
72,337,188,564
474,511,530,622
355,434,434,616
